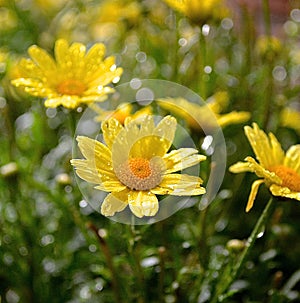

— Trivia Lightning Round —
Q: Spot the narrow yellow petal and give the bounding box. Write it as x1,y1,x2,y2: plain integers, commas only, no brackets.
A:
246,179,265,212
76,136,112,164
163,148,206,173
284,145,300,174
95,180,127,192
101,192,128,217
269,184,300,201
151,174,205,196
229,161,253,173
217,111,250,128
245,157,281,184
28,45,57,74
101,118,124,149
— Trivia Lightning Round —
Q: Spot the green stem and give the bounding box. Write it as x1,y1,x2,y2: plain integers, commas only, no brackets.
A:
212,197,275,303
198,30,207,99
231,197,275,279
262,0,271,37
88,223,122,303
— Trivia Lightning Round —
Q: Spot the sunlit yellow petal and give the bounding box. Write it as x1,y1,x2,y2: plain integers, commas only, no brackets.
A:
28,45,57,76
70,159,103,184
128,191,159,218
244,123,284,168
284,145,300,174
217,111,250,128
246,179,265,212
101,192,128,216
76,136,112,165
245,157,282,184
151,174,205,196
95,181,127,192
269,184,300,201
229,161,253,174
101,118,124,150
163,148,206,173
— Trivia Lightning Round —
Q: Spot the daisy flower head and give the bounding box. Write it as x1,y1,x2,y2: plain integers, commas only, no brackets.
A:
11,39,123,109
163,0,230,26
229,123,300,212
71,114,206,221
157,92,250,132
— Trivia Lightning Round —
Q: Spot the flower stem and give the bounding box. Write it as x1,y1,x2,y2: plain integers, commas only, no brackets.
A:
211,197,275,302
88,223,122,303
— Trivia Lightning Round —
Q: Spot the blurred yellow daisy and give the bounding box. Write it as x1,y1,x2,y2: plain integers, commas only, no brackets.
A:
229,123,300,212
71,115,206,218
157,92,250,131
11,39,123,109
280,107,300,135
89,102,152,124
163,0,229,26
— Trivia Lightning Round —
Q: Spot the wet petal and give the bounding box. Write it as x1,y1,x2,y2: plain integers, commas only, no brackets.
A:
101,192,128,216
246,179,264,212
244,123,284,168
163,148,206,173
28,45,57,75
101,118,124,150
128,191,159,218
151,174,205,196
270,184,300,201
284,145,300,174
229,161,253,173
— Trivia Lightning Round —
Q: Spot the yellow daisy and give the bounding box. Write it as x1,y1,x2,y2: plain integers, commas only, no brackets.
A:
71,115,206,218
229,123,300,212
157,92,250,131
280,107,300,135
163,0,229,26
11,39,123,109
89,102,152,124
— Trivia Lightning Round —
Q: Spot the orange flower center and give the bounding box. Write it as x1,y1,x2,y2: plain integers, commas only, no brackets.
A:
115,157,164,191
57,79,86,96
269,165,300,192
128,158,152,179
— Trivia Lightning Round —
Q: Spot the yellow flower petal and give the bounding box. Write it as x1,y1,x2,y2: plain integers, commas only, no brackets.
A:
245,157,282,184
284,145,300,174
163,148,206,173
217,111,250,128
101,118,124,149
111,116,177,167
28,45,57,76
76,136,112,164
128,191,159,218
229,161,253,174
101,192,128,216
95,181,127,192
269,184,300,201
246,179,265,212
244,123,284,168
70,159,103,184
151,174,205,196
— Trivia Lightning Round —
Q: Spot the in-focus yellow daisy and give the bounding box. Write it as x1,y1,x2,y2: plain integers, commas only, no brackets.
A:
229,123,300,212
11,39,123,109
157,92,250,131
163,0,229,26
71,115,206,218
